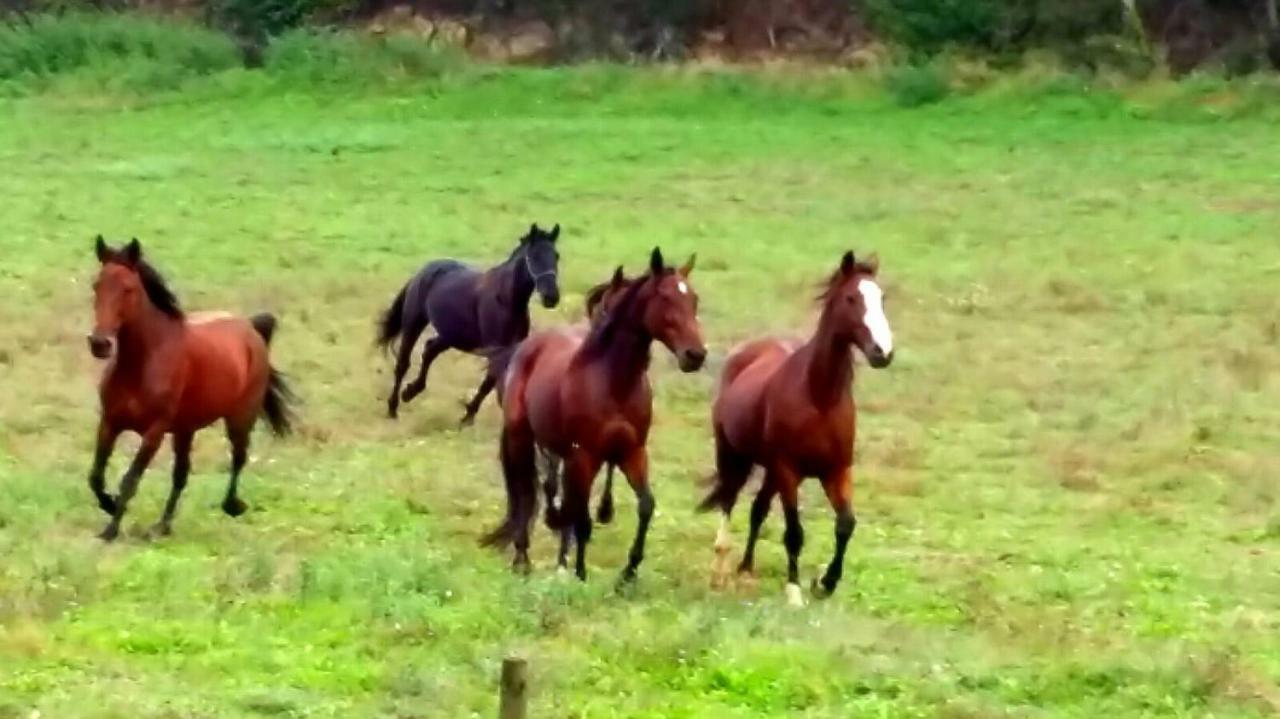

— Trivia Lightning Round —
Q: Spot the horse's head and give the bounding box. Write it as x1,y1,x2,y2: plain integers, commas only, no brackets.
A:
88,236,181,359
520,223,561,309
821,250,893,369
88,236,146,359
640,247,706,373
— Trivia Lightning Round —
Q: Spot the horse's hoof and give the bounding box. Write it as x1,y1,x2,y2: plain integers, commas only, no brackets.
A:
222,498,249,517
146,523,173,540
401,385,422,403
97,525,120,542
596,501,615,525
785,582,806,608
810,577,834,600
458,414,476,428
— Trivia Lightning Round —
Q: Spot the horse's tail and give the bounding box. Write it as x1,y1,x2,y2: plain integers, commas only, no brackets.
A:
251,312,297,437
375,283,408,353
481,428,539,548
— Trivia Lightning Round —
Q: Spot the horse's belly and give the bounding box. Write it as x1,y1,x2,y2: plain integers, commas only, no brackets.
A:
716,357,782,457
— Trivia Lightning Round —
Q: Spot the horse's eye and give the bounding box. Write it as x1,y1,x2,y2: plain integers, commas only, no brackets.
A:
845,295,857,304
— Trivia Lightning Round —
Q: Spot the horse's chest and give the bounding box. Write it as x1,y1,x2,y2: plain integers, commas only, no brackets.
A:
767,407,853,472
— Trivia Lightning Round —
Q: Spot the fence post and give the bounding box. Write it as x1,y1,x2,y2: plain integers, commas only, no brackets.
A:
499,656,528,719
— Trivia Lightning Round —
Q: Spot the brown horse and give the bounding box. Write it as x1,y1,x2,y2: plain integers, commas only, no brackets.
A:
483,248,706,583
700,251,893,606
85,237,296,541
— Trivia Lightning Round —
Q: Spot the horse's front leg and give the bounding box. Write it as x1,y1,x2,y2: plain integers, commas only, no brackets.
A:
813,466,856,599
617,448,654,585
99,422,167,541
563,448,603,581
87,419,122,515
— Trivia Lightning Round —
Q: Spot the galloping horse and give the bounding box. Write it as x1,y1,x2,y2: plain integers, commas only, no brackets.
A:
85,237,296,541
483,249,706,583
700,251,893,606
377,223,561,422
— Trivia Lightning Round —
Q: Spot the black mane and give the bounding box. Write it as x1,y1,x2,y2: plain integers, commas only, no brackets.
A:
123,258,184,319
580,268,668,357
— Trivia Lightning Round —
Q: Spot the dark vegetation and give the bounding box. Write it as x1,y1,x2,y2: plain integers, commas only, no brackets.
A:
2,0,1280,75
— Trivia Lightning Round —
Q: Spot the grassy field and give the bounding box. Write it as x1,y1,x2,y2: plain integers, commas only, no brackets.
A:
1,59,1279,718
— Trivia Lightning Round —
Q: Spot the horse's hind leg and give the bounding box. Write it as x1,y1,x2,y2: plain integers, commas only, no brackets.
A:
87,419,121,516
813,467,855,599
388,322,425,419
222,421,252,517
596,464,615,525
150,431,193,538
738,478,776,580
709,432,752,589
401,337,447,405
98,423,166,541
562,449,603,581
459,372,497,426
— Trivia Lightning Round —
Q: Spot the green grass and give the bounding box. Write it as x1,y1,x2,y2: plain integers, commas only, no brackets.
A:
2,57,1280,718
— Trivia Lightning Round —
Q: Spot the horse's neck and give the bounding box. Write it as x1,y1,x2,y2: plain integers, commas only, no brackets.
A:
804,316,854,409
494,254,534,309
585,319,652,398
116,307,182,365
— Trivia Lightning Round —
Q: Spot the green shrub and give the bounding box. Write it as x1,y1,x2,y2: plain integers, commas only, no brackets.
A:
263,29,462,85
884,63,950,106
0,12,239,88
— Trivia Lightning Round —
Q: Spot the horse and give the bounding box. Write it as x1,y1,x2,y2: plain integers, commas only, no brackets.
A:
85,237,296,541
376,223,561,423
524,263,640,527
482,248,706,583
699,251,893,607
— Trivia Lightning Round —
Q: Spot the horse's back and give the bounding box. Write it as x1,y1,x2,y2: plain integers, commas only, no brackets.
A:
177,315,271,429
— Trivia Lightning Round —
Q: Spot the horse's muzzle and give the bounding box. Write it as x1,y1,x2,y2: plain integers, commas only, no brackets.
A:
87,333,114,359
678,347,707,373
866,346,894,369
540,290,560,309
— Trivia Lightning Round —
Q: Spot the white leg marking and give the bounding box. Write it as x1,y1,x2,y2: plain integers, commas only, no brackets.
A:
785,582,805,608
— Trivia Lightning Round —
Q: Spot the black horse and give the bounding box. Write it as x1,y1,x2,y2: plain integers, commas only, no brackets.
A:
377,223,561,422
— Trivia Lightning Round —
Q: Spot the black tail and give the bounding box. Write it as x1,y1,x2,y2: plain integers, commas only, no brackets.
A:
251,312,277,345
251,313,297,437
376,284,407,353
262,368,297,437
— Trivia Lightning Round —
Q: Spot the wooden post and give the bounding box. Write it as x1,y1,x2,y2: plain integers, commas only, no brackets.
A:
499,656,528,719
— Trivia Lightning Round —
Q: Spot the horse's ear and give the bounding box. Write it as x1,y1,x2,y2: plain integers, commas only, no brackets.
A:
679,253,697,277
840,250,856,277
525,223,539,242
610,265,625,288
94,235,109,262
649,247,664,274
548,224,560,242
862,252,880,274
124,238,142,266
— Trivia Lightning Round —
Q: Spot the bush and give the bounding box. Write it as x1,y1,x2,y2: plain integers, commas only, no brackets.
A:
205,0,361,40
884,63,950,106
263,29,463,85
864,0,1125,62
0,12,239,88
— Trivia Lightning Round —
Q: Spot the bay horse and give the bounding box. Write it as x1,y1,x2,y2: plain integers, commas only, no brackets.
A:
483,248,706,583
85,237,296,541
376,223,561,422
699,251,893,606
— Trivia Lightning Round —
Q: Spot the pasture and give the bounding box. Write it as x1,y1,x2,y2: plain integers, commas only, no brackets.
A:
1,68,1279,717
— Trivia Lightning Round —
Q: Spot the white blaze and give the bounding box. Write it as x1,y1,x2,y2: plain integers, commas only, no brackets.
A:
857,279,893,354
677,280,689,295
